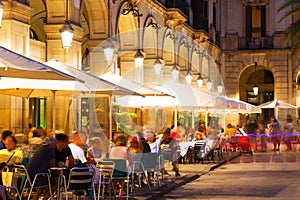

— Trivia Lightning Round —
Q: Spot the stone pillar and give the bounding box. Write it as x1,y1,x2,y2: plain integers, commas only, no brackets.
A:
43,22,84,133
0,1,33,133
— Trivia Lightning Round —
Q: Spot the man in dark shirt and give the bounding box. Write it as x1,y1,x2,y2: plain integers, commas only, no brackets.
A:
26,137,56,200
55,133,73,166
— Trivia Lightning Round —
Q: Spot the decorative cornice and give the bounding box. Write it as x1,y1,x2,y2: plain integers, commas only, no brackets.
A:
2,1,34,24
164,9,186,29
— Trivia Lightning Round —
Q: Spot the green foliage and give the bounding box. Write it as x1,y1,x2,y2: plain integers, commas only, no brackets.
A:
278,0,300,56
178,111,206,128
113,111,137,135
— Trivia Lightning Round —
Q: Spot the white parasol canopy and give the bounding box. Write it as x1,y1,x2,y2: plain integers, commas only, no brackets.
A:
258,99,297,109
45,59,143,96
0,46,76,80
99,71,167,96
116,81,222,109
259,99,297,119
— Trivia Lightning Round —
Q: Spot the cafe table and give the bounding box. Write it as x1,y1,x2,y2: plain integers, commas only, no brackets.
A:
50,166,67,200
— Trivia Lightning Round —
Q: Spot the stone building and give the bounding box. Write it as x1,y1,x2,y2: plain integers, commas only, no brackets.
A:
0,0,298,136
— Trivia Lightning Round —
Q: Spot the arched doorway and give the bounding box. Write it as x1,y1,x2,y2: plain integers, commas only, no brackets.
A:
239,64,274,122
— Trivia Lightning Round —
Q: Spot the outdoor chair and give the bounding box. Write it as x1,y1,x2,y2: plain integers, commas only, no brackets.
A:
96,160,116,200
27,171,53,200
130,153,151,194
104,158,130,200
141,152,161,186
66,166,96,200
193,141,207,164
2,164,28,200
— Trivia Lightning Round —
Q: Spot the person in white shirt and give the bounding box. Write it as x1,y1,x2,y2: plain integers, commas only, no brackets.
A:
68,132,87,164
145,131,162,153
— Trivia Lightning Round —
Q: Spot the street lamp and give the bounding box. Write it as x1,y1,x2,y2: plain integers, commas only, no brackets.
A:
103,0,116,65
147,18,163,76
0,1,4,27
122,2,144,69
196,48,204,88
185,42,195,85
185,70,193,85
59,0,74,51
206,78,212,91
206,57,213,91
217,82,223,93
154,58,163,76
253,62,259,95
103,38,115,65
134,49,144,69
166,29,178,81
197,73,204,88
171,65,179,81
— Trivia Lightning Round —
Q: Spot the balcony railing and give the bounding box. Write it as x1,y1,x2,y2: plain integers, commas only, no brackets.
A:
246,37,273,49
241,0,269,6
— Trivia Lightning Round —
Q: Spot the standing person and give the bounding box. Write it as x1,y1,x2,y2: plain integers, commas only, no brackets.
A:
258,121,267,152
224,124,237,151
270,116,281,151
283,115,293,151
247,119,258,151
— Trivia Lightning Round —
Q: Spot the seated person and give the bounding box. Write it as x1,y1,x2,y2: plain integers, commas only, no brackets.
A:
146,131,162,153
109,134,133,196
68,132,88,165
26,137,56,200
160,128,180,177
194,124,207,141
87,137,103,163
0,135,23,166
29,129,43,145
66,132,98,185
0,130,13,150
55,133,73,166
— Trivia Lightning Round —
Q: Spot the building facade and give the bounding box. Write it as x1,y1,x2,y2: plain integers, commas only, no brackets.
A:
0,0,298,135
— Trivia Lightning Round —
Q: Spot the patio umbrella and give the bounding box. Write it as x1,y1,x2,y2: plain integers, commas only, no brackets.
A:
258,99,297,119
44,59,143,96
44,59,145,138
0,46,76,80
0,57,143,135
99,71,167,96
116,81,220,130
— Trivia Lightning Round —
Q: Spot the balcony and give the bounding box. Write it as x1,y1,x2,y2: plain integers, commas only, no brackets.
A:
246,37,273,50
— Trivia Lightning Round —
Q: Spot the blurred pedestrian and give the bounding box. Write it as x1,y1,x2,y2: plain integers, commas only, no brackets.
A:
270,116,281,151
283,115,293,151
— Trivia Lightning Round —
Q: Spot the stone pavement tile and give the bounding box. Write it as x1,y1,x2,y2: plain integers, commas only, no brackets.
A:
132,151,241,200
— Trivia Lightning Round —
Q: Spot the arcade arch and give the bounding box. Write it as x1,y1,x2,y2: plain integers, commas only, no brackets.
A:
239,63,274,121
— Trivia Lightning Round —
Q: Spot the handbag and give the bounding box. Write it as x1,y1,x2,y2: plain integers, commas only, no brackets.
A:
1,166,18,187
